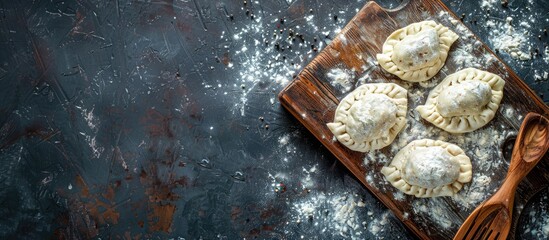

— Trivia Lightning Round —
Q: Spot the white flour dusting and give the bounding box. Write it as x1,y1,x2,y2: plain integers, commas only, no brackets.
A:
76,106,104,158
327,68,354,92
545,46,549,63
412,198,455,229
228,5,348,116
278,134,290,146
392,191,406,201
450,41,482,68
488,17,532,61
519,190,549,239
454,174,491,208
280,130,372,239
534,70,549,82
502,103,524,121
230,15,300,116
278,133,298,157
300,165,318,189
291,192,367,239
480,0,498,9
280,129,366,239
476,1,545,63
438,11,496,70
368,211,390,235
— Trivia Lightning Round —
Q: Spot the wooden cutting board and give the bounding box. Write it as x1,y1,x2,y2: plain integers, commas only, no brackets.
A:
278,0,549,239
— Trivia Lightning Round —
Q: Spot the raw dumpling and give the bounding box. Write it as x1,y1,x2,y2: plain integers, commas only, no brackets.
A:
381,139,472,198
416,68,505,133
327,83,407,152
377,21,459,82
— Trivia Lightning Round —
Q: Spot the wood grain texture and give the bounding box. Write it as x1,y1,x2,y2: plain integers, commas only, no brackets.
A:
278,0,549,239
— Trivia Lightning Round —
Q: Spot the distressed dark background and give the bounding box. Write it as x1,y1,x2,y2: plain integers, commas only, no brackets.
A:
0,0,548,239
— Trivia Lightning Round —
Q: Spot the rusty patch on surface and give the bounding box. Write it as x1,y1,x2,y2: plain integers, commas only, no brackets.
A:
141,108,175,139
53,175,122,239
75,175,90,198
259,206,283,220
74,175,121,226
221,52,231,66
124,231,142,240
147,203,176,232
137,160,192,233
64,167,187,237
176,21,192,33
102,185,115,202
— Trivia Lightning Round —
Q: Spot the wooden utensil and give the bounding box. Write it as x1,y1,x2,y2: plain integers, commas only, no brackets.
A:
453,112,549,240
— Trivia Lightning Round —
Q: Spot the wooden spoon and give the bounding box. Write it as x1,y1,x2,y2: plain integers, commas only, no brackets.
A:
454,112,549,240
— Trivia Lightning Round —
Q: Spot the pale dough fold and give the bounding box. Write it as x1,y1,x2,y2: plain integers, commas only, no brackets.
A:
327,83,407,152
416,68,505,133
377,20,459,82
381,139,472,198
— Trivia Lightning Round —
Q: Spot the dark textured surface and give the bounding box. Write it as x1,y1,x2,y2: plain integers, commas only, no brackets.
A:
0,0,547,239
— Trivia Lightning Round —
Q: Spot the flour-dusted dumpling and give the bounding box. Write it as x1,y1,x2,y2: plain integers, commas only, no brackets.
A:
327,83,407,152
376,21,459,82
381,139,472,198
416,68,505,133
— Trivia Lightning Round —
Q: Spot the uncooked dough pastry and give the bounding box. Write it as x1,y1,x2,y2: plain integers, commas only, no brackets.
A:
381,139,472,198
377,20,459,82
327,83,407,152
416,68,505,133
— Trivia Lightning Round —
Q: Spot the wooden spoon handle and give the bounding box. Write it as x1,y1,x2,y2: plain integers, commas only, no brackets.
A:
483,113,549,213
506,112,549,184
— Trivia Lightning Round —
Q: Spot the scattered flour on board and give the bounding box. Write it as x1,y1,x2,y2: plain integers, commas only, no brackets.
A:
327,68,354,92
392,191,406,201
360,96,516,230
438,11,496,70
453,174,491,208
412,198,456,229
356,12,523,231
